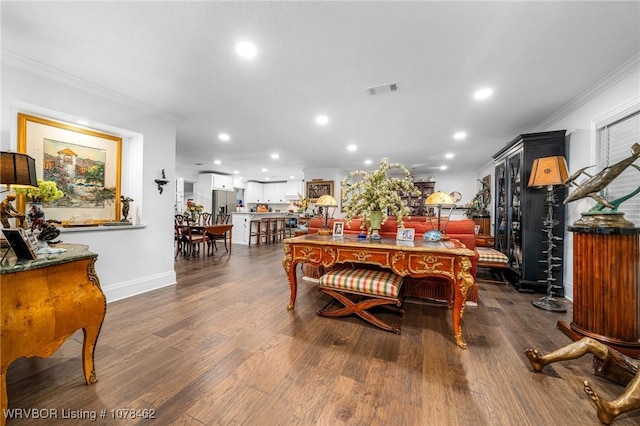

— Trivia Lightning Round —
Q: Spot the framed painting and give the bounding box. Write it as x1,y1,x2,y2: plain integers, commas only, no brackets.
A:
306,179,333,203
18,113,122,223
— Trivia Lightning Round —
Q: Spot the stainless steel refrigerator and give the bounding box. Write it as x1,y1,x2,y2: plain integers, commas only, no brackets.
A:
212,190,236,223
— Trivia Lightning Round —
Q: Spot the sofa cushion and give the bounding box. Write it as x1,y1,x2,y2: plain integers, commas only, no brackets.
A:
319,267,403,299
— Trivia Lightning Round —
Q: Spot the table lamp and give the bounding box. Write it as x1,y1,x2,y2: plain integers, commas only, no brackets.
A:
527,155,569,312
315,194,337,235
1,151,38,190
424,191,455,241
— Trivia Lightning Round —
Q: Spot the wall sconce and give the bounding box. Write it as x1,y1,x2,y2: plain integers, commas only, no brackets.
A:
154,169,169,194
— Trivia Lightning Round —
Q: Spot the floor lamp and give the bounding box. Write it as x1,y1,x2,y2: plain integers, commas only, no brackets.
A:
527,155,569,312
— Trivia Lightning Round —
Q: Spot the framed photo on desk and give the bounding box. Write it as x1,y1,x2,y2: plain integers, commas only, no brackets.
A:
396,228,415,242
1,228,38,260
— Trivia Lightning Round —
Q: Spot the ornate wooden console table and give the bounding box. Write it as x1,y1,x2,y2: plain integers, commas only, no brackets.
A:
0,244,106,425
282,234,476,348
557,226,640,358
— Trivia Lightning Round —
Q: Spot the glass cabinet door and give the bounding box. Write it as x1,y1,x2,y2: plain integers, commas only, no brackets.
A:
494,161,507,253
507,153,522,274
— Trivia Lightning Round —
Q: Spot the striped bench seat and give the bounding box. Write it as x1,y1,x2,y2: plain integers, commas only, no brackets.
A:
477,247,510,284
318,267,405,334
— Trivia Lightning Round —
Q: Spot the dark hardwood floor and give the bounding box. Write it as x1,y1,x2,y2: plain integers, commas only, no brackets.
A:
5,242,639,425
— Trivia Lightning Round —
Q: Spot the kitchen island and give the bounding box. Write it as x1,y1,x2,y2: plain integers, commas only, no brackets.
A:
231,212,297,245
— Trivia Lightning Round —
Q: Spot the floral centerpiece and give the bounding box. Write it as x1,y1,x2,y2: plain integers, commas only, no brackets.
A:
341,158,421,238
15,179,64,203
293,192,310,213
185,200,204,221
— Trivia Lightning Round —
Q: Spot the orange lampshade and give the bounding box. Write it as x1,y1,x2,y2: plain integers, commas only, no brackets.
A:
528,156,569,187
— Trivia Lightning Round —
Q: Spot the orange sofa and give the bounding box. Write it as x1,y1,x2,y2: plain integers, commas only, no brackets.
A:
306,216,480,304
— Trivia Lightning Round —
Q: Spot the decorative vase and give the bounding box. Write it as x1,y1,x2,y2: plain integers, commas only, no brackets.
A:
27,202,45,230
369,210,383,240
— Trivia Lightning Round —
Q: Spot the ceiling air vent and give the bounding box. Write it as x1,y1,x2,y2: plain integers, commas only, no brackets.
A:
367,82,399,95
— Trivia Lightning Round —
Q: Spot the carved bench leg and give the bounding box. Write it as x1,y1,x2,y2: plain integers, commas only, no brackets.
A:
318,288,404,334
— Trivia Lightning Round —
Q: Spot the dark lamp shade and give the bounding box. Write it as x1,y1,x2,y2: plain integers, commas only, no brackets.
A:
1,151,38,188
528,156,569,188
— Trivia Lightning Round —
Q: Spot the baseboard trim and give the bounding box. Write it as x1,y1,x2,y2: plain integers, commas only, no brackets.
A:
103,270,177,303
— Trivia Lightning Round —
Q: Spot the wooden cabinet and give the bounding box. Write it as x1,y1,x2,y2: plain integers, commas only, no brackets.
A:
1,244,106,423
558,227,640,358
400,180,436,216
492,130,567,294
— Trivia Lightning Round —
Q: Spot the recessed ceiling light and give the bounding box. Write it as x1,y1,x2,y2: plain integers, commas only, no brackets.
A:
261,168,268,172
264,177,270,181
233,170,239,174
218,133,230,142
364,159,372,165
453,131,467,140
440,165,448,170
445,153,454,159
473,88,493,100
214,160,221,165
289,175,295,179
77,120,89,126
315,115,329,125
347,144,357,152
271,153,280,159
235,41,257,59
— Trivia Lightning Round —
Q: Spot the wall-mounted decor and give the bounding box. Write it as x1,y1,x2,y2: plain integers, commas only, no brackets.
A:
306,179,333,203
18,113,122,223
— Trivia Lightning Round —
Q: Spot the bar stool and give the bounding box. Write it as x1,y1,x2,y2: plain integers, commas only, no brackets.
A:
261,217,275,244
276,216,288,241
249,219,261,246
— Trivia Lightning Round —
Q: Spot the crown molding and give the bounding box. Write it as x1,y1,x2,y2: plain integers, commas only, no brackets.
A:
533,52,640,131
1,49,183,124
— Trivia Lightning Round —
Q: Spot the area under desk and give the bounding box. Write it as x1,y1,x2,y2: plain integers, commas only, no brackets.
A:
282,234,476,348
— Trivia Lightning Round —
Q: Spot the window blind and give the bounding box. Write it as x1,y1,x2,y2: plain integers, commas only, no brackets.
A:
597,110,640,226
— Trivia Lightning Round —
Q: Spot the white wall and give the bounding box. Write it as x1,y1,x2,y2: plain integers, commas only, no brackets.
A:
536,58,640,301
1,55,178,302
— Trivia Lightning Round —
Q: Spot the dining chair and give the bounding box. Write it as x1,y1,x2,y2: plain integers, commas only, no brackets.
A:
180,218,209,258
201,212,212,225
208,213,231,252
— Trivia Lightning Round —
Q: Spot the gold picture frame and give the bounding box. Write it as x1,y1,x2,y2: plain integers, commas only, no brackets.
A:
306,179,333,203
18,113,122,223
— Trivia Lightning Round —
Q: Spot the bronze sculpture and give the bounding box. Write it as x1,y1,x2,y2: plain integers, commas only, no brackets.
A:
121,196,133,222
0,194,25,228
525,337,639,424
563,143,640,227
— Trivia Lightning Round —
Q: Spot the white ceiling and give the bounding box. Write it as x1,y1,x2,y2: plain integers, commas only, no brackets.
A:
2,1,639,181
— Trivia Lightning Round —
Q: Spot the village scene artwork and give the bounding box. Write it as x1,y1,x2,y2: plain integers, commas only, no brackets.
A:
42,138,115,208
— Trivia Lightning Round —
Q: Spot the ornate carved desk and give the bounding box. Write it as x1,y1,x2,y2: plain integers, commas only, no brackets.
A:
0,244,106,425
282,234,476,348
558,226,640,357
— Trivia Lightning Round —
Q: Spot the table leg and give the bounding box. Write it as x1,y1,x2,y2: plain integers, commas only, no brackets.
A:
283,244,298,309
228,228,232,255
453,255,475,349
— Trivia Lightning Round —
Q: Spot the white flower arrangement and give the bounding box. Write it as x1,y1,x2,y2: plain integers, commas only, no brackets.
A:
340,158,421,230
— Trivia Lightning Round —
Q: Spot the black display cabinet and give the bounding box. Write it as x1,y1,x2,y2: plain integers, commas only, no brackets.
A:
493,130,567,294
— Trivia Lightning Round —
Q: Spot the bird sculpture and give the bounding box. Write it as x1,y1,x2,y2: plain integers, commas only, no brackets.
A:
563,143,640,212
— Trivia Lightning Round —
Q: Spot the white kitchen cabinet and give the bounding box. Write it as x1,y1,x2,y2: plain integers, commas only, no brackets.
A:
245,182,264,203
212,174,234,191
263,182,287,203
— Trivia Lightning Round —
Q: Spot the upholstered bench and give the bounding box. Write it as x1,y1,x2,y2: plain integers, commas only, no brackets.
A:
476,247,510,284
318,267,405,334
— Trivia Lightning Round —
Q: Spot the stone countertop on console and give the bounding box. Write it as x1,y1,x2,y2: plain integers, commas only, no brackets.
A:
1,243,96,274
